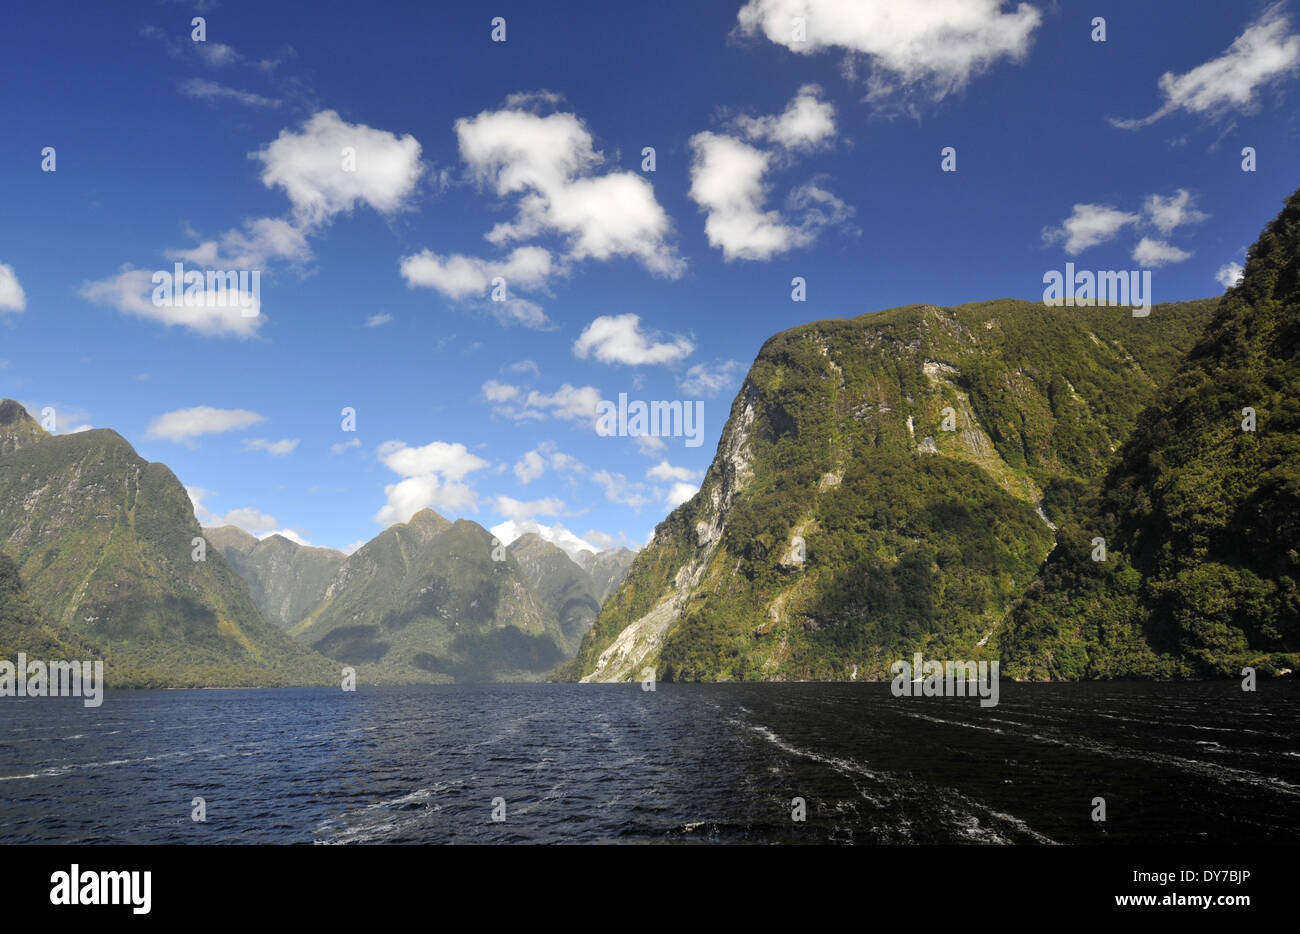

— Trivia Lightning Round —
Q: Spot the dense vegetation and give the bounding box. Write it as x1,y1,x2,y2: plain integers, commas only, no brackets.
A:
1000,188,1300,679
0,407,338,687
566,292,1220,682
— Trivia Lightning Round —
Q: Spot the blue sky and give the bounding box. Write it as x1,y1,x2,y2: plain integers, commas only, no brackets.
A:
1,0,1297,555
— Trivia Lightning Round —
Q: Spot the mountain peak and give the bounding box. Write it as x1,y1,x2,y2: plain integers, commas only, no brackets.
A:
0,399,48,456
407,508,452,528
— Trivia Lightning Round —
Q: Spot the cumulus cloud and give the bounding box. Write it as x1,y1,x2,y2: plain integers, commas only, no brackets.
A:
1042,204,1140,255
735,0,1042,103
1216,261,1245,288
242,438,299,456
456,104,683,275
147,406,266,443
735,83,837,151
572,313,694,366
400,245,556,329
166,216,310,269
1132,237,1191,267
1142,189,1208,235
372,438,491,526
483,381,603,426
1111,4,1300,129
400,98,684,328
373,475,478,525
400,245,554,300
0,263,26,312
377,439,489,481
253,110,424,226
331,438,362,455
689,87,849,261
79,267,262,339
679,359,745,397
489,518,599,559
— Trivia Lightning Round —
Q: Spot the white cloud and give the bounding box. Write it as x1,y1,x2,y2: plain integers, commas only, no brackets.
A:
79,267,262,339
242,438,299,456
573,313,694,366
484,381,603,426
1132,237,1191,267
365,312,393,327
736,84,837,151
490,518,599,559
514,442,585,484
400,245,554,300
181,78,280,108
482,380,521,403
1111,4,1300,129
736,0,1042,103
340,540,367,556
253,110,424,226
592,469,650,508
689,88,848,262
331,438,362,455
0,263,26,312
679,359,744,397
1216,261,1245,288
514,450,545,484
373,475,477,526
147,406,265,442
1042,204,1139,255
377,439,490,481
510,359,540,374
456,104,683,276
646,460,702,483
666,481,699,508
372,438,490,525
633,434,666,456
166,216,311,269
400,246,556,329
187,486,279,533
494,495,566,520
1142,189,1208,235
400,98,684,330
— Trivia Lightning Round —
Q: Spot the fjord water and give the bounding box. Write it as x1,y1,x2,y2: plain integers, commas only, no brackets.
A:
1,682,1297,844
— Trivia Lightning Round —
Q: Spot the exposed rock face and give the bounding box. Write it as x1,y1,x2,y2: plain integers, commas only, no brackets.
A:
564,296,1221,683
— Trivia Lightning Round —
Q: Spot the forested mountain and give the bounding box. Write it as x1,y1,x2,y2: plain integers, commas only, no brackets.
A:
0,402,337,687
562,294,1220,682
1001,188,1300,678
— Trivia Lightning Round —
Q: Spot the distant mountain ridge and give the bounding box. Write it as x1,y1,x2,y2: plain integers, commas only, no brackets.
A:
204,525,346,630
0,403,337,687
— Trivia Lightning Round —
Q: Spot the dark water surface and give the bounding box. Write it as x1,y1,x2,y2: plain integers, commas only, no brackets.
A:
1,682,1297,844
